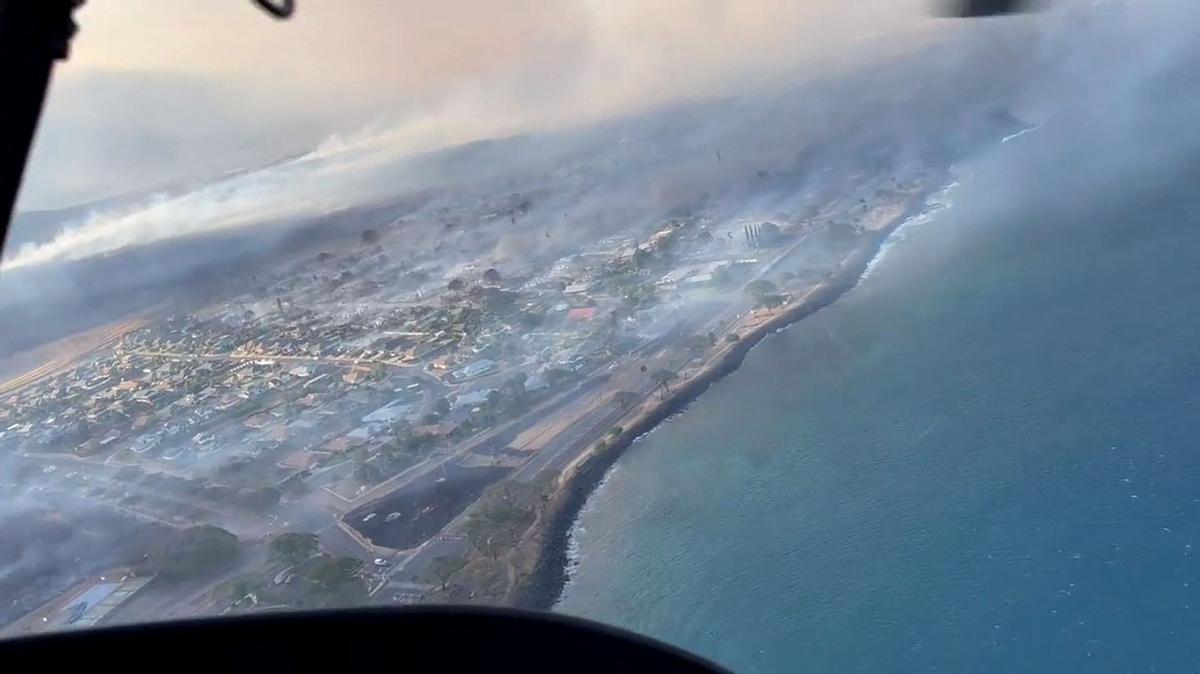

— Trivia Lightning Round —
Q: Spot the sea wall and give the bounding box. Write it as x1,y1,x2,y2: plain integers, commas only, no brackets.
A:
511,209,913,609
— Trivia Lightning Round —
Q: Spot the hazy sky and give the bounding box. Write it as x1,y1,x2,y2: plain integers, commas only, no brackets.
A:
18,0,931,211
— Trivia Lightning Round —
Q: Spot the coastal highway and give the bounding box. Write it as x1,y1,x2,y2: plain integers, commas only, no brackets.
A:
509,328,687,483
507,304,735,484
505,240,836,486
371,533,468,599
348,374,610,508
510,395,634,482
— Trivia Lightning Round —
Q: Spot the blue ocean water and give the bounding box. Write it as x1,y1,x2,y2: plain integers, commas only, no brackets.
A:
556,129,1200,672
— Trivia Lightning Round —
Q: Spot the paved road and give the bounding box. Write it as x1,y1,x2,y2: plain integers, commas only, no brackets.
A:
511,397,631,482
125,348,448,391
374,534,468,594
318,520,375,560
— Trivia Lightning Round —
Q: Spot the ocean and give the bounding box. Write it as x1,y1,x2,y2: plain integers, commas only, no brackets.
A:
555,122,1200,672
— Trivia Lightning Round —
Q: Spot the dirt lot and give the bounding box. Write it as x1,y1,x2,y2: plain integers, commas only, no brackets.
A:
0,318,146,396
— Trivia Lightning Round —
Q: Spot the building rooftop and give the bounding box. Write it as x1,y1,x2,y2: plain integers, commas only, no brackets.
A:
566,307,600,322
279,450,319,471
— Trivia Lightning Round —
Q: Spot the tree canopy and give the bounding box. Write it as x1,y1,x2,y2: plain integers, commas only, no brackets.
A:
301,555,368,608
269,532,320,566
307,556,362,591
433,396,451,416
355,461,384,485
613,390,641,411
744,279,778,300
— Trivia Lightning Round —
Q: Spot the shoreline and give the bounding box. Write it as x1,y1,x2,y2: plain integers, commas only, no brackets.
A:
510,181,944,610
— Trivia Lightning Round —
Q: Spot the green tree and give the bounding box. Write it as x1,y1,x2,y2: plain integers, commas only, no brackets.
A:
404,433,435,452
307,556,363,591
361,229,381,245
608,426,623,437
545,368,573,387
725,332,741,343
486,389,504,410
502,372,527,401
650,369,677,399
433,396,451,416
304,555,368,607
269,532,320,566
613,390,640,411
744,279,778,302
355,461,384,485
239,486,281,512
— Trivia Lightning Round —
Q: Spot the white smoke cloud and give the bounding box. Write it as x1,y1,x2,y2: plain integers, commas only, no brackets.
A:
8,0,940,269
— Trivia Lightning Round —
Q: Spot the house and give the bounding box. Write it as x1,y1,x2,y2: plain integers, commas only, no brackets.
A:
278,450,318,471
362,399,414,425
412,423,455,438
342,368,371,386
563,281,595,295
454,388,493,409
287,365,312,378
321,436,363,454
525,372,549,392
451,359,497,382
347,425,376,441
566,307,599,322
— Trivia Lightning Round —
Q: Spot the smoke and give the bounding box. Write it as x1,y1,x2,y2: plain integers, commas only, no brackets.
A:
5,1,1196,302
0,452,163,626
3,0,1198,338
6,0,1200,626
8,0,937,266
